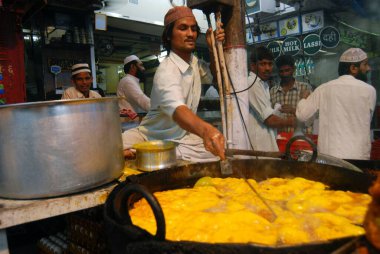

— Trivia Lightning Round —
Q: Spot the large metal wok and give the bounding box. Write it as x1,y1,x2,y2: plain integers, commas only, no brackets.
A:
0,98,124,199
104,159,376,254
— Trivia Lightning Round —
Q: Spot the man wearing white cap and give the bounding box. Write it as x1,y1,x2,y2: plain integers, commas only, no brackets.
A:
117,55,150,113
62,63,101,99
296,48,376,159
121,6,226,161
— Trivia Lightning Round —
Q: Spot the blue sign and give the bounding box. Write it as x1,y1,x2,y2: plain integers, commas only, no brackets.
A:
0,74,3,81
50,65,61,75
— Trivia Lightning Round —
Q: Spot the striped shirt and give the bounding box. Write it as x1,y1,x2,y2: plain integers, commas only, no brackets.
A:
270,80,312,133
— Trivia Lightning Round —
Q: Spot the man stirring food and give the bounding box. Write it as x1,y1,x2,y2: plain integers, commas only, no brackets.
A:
122,6,225,161
62,63,101,99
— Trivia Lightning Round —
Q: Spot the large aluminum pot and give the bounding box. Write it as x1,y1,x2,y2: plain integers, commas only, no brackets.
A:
0,98,124,199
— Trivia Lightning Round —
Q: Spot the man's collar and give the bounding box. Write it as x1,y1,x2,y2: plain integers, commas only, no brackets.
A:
248,71,263,82
126,73,140,83
169,51,197,73
274,80,301,93
75,88,86,98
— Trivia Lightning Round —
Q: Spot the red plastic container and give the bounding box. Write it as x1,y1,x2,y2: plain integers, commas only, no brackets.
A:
277,132,318,153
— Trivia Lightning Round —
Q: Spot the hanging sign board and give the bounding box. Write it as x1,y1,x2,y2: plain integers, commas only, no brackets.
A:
260,21,279,41
267,41,282,59
246,27,259,44
302,10,324,33
320,26,340,48
279,16,300,37
95,13,107,31
50,65,61,75
282,37,301,56
303,34,321,55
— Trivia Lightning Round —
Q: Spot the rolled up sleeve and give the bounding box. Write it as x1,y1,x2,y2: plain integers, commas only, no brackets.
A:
153,65,186,117
249,82,275,122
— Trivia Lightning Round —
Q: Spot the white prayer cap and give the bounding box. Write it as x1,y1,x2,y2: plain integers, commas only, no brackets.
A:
71,63,91,76
339,48,368,63
124,55,140,65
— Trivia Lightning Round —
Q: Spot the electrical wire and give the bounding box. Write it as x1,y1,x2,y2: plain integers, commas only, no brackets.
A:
229,8,259,95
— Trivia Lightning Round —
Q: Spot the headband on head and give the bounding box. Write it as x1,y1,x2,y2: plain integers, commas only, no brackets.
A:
164,6,195,26
71,63,91,76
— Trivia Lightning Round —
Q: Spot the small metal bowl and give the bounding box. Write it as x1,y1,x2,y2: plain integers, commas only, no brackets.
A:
133,140,177,172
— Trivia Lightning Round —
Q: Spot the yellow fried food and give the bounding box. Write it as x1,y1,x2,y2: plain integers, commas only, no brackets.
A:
129,177,371,246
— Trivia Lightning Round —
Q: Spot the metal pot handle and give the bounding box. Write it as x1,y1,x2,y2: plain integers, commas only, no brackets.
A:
112,183,166,241
285,135,318,162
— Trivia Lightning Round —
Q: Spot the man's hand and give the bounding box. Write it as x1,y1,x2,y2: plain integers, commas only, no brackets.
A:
123,149,136,160
206,23,225,50
203,126,226,160
120,108,138,119
280,104,296,114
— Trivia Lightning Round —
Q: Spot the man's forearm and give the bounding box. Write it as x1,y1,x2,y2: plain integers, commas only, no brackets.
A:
173,105,226,160
172,105,210,138
264,114,295,128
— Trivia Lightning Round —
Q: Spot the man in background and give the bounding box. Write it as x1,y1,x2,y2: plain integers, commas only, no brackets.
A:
62,63,101,99
117,55,150,113
270,55,313,134
296,48,376,159
248,47,295,152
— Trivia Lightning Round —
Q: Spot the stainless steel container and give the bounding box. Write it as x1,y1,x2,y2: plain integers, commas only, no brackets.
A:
0,98,124,199
133,140,177,172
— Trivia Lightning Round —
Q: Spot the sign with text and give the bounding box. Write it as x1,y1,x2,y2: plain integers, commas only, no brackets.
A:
303,34,321,55
282,37,301,56
320,26,340,48
267,41,282,58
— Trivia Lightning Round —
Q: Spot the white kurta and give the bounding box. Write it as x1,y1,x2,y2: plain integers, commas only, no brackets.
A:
247,72,279,152
117,74,150,113
138,52,212,140
296,75,376,160
122,52,215,162
61,87,101,99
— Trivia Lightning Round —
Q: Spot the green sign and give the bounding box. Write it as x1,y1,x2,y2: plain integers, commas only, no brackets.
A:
267,41,282,58
282,37,301,56
320,26,340,48
303,34,321,55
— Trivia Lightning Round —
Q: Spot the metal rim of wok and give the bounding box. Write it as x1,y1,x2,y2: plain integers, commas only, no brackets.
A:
104,159,376,254
0,97,116,109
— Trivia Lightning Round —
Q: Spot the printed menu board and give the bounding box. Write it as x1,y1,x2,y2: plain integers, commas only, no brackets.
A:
260,21,279,41
279,16,300,37
302,10,324,33
246,27,260,44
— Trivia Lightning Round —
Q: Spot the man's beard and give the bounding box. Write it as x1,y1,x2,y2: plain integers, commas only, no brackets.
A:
280,76,293,84
356,71,368,82
136,69,145,82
